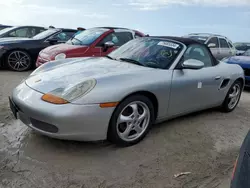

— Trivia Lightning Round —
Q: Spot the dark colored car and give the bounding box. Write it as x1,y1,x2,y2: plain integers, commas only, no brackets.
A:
0,24,11,30
0,28,77,71
36,27,145,67
222,49,250,87
234,42,250,55
231,130,250,188
0,26,48,38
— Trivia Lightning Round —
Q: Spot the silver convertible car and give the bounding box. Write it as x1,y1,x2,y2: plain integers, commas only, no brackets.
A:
10,36,244,146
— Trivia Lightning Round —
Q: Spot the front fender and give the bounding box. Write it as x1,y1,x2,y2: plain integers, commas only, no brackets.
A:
74,70,173,119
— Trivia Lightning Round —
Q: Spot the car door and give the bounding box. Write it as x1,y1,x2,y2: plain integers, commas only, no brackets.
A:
168,44,223,117
97,30,134,56
206,37,220,59
218,37,231,60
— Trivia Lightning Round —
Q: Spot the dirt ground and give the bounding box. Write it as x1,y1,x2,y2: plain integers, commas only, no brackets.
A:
1,70,249,188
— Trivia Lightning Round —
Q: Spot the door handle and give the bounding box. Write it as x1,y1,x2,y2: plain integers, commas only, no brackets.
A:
215,76,221,80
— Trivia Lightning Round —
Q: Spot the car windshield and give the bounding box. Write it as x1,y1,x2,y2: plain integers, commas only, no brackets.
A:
234,43,250,51
108,38,183,69
33,29,58,39
0,26,15,35
66,28,109,45
186,36,209,43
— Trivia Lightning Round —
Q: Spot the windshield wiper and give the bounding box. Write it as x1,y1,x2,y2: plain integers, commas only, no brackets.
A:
119,58,144,66
105,55,115,60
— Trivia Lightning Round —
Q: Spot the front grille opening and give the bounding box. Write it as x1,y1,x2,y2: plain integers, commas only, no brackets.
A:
30,118,58,133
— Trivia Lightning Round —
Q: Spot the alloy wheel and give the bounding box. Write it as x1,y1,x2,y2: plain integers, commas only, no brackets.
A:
228,83,241,110
7,51,31,71
116,101,150,142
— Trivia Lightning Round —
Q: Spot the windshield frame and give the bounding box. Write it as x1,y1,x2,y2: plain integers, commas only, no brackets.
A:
66,28,109,46
0,26,16,36
32,29,59,40
108,37,185,70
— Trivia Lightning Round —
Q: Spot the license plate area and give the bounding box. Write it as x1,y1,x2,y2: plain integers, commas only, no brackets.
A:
9,97,18,119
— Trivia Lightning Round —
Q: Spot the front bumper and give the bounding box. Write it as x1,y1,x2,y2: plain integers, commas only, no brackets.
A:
11,82,115,141
36,55,50,68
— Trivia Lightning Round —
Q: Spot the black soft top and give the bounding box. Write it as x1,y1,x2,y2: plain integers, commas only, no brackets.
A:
149,36,204,46
149,36,218,65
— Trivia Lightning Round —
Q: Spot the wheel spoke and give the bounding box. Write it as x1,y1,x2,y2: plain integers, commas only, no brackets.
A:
121,124,133,138
130,104,139,117
138,109,147,122
14,62,19,69
118,114,133,124
14,52,20,59
134,124,143,133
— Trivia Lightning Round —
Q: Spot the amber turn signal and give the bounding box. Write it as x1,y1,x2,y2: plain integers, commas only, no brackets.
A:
99,102,119,108
42,94,69,104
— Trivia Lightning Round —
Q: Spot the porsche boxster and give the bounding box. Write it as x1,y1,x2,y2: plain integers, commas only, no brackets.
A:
10,36,245,146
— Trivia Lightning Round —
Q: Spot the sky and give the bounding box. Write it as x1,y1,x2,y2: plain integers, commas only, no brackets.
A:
1,0,250,42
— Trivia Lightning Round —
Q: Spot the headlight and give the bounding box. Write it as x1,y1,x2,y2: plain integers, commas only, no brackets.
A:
42,79,96,104
55,53,66,60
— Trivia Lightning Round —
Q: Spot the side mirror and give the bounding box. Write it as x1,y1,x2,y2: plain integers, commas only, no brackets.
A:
208,43,216,48
47,38,58,44
103,41,115,52
182,59,204,69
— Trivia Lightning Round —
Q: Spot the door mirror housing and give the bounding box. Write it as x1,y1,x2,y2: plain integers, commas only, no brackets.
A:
47,38,58,44
103,41,115,52
208,43,216,48
182,59,204,69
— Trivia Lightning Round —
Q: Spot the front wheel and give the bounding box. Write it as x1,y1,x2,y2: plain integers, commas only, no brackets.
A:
108,95,155,146
221,80,243,112
7,50,32,71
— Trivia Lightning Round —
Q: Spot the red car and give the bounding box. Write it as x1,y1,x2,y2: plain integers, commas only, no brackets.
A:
36,27,145,67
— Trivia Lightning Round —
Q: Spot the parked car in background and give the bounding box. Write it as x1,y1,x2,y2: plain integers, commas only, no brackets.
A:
0,26,48,38
0,24,11,30
10,36,244,146
222,49,250,87
184,33,236,60
234,42,250,55
231,130,250,188
36,27,145,67
0,28,77,71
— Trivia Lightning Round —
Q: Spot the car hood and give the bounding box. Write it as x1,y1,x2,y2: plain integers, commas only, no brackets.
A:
226,56,250,67
0,37,33,44
41,43,89,56
25,57,151,94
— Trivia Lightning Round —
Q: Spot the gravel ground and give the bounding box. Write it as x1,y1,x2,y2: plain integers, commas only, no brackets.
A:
0,70,250,188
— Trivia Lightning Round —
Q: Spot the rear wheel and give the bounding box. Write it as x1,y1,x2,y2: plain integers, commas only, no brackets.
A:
108,95,154,146
7,50,32,71
221,80,243,112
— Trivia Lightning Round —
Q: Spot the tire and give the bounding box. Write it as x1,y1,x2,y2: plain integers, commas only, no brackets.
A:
221,80,243,112
6,50,32,71
108,95,155,146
